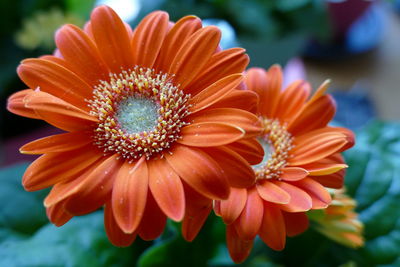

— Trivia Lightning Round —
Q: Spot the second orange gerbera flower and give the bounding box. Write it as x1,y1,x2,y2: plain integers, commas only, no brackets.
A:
7,6,263,246
215,65,355,263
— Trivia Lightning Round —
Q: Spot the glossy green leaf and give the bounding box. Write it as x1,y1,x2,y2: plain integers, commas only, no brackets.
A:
0,212,135,267
0,163,48,235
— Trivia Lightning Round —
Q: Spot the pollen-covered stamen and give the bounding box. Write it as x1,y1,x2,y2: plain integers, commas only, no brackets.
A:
255,119,294,180
89,67,191,161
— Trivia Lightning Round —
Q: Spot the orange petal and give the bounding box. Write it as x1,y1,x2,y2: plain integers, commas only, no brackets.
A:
264,65,283,118
17,58,92,110
181,183,212,242
24,91,97,132
288,95,336,136
303,162,347,176
155,15,202,73
90,6,134,72
165,144,229,200
275,80,311,123
311,169,345,189
209,89,259,114
235,187,263,240
186,48,249,95
244,67,268,115
137,192,167,241
63,154,122,216
46,200,72,227
23,145,102,192
187,108,262,137
280,167,309,181
170,26,221,89
290,133,347,166
43,159,104,208
204,146,255,188
104,202,137,247
178,122,245,147
283,211,309,237
274,181,312,212
245,66,282,117
307,79,330,105
190,74,243,113
226,138,264,165
131,11,169,68
256,180,290,204
55,24,110,86
112,157,148,234
291,178,332,209
220,188,247,224
148,157,185,221
7,89,39,119
20,132,92,154
226,225,254,264
259,202,286,251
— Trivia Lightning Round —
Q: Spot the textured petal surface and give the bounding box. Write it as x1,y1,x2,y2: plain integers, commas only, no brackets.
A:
178,122,245,147
190,74,243,113
275,80,311,122
226,138,264,165
235,187,263,240
104,202,137,247
63,154,121,215
219,188,247,224
131,11,169,68
274,181,312,212
181,183,212,242
292,178,332,209
91,6,133,72
23,145,102,191
169,26,221,88
55,24,110,86
280,167,309,181
259,202,286,251
186,48,249,95
17,58,93,110
209,89,259,114
283,211,309,237
20,132,92,154
155,15,202,73
288,95,336,136
187,108,262,137
137,192,167,241
23,91,97,132
148,157,185,221
7,89,39,119
256,180,290,204
204,146,255,188
165,144,229,200
112,157,148,234
46,200,72,227
226,225,254,264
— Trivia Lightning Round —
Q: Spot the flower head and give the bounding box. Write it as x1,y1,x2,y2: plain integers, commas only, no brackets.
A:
310,188,364,248
215,65,355,263
7,6,263,245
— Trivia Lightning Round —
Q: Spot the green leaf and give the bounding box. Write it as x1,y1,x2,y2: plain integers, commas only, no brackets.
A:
0,163,48,235
138,215,225,267
0,212,135,267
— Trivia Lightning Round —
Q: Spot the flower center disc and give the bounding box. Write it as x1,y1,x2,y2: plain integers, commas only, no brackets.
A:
255,119,293,180
89,67,191,161
115,97,159,134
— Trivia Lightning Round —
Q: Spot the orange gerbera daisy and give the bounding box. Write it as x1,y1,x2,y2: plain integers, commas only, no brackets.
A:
214,65,355,263
7,6,263,246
